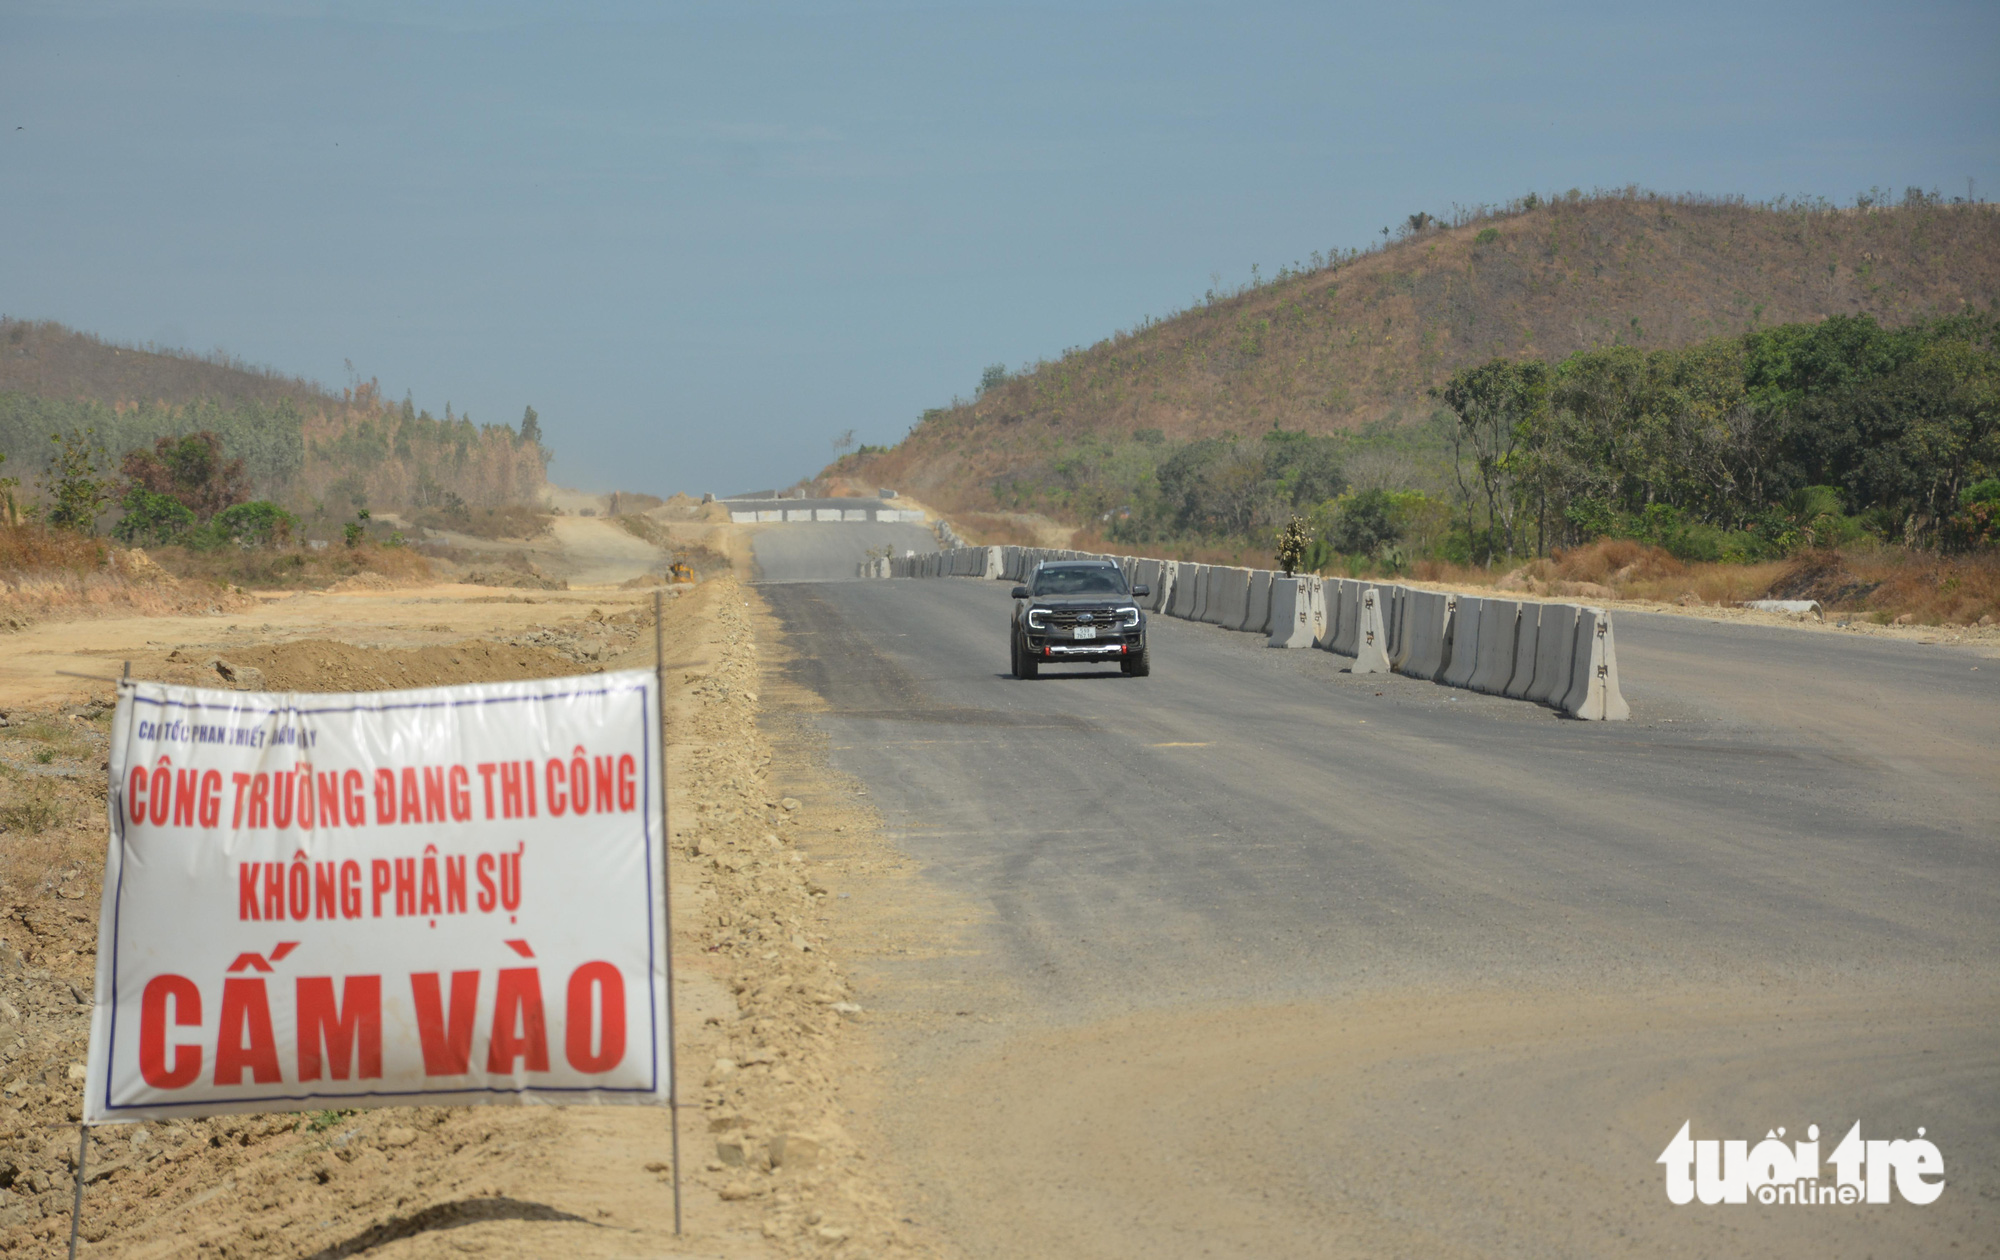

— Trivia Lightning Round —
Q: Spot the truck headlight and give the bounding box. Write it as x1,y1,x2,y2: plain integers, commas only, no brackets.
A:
1027,607,1048,629
1118,606,1140,627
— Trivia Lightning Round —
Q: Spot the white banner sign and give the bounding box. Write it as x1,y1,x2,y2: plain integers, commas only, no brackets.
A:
85,670,671,1123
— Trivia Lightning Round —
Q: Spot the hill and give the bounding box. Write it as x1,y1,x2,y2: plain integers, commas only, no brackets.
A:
0,319,547,516
840,190,2000,524
0,320,339,412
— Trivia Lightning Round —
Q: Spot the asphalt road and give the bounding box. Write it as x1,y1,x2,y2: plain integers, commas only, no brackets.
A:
754,536,1999,1258
746,520,937,583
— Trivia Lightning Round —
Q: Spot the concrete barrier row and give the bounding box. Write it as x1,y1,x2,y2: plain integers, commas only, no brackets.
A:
881,546,1628,719
738,507,921,523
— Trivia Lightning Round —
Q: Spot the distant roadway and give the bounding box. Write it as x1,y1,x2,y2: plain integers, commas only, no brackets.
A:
752,523,1999,1259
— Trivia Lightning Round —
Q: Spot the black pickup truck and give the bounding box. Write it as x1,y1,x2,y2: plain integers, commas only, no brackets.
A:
1010,559,1150,679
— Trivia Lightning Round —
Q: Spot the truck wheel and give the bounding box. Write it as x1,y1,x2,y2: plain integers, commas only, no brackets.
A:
1122,643,1150,677
1017,640,1039,679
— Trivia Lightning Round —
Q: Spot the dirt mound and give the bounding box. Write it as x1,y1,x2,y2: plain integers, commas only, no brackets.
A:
464,567,566,590
325,571,397,593
160,638,594,693
1764,547,2000,624
1764,550,1883,607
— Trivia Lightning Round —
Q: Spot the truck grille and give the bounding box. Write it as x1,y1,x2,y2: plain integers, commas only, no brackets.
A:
1041,607,1125,628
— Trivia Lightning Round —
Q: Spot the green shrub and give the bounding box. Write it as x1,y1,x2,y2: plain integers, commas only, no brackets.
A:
1323,488,1402,554
209,500,296,547
112,486,197,545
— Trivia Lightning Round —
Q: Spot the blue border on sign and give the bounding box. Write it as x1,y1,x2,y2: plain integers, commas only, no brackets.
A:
100,680,664,1114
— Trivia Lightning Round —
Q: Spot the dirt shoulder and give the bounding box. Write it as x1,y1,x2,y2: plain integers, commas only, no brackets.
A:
0,575,931,1258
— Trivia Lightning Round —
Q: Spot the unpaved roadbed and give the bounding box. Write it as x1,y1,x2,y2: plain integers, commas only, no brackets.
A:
0,578,928,1258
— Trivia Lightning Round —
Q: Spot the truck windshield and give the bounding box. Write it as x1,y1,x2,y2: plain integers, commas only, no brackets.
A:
1033,568,1128,596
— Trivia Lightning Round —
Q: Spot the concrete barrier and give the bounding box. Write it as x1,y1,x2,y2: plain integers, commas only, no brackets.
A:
1213,568,1247,628
1134,559,1162,603
1503,602,1542,699
1560,608,1630,720
1467,598,1520,695
1312,579,1339,650
1440,595,1483,688
1331,579,1365,655
1171,564,1199,619
1523,604,1577,706
1383,585,1408,668
1191,565,1212,621
1318,579,1344,652
1232,567,1258,629
1305,576,1328,646
1396,590,1451,680
1245,570,1274,635
1209,568,1250,628
1268,578,1314,647
1353,588,1392,674
1345,579,1369,653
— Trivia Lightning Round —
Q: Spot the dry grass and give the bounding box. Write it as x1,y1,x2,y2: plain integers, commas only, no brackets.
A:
0,775,74,837
0,522,107,575
1,527,254,624
0,705,110,892
1769,548,2000,625
147,539,433,590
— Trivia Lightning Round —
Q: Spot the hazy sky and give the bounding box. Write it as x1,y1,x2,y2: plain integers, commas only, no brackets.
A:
4,1,1996,495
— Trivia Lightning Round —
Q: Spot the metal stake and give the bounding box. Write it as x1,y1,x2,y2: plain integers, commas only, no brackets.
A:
66,1125,89,1260
654,590,683,1236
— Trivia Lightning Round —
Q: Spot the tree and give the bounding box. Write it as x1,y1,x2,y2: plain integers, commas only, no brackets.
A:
112,489,196,545
40,428,111,533
118,431,247,522
212,500,296,547
831,428,856,456
1325,489,1402,555
1439,360,1549,561
1260,429,1348,512
0,449,18,524
519,406,543,451
978,364,1009,396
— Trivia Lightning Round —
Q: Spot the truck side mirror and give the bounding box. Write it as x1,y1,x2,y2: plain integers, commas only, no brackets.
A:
1010,585,1030,599
1131,585,1150,598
